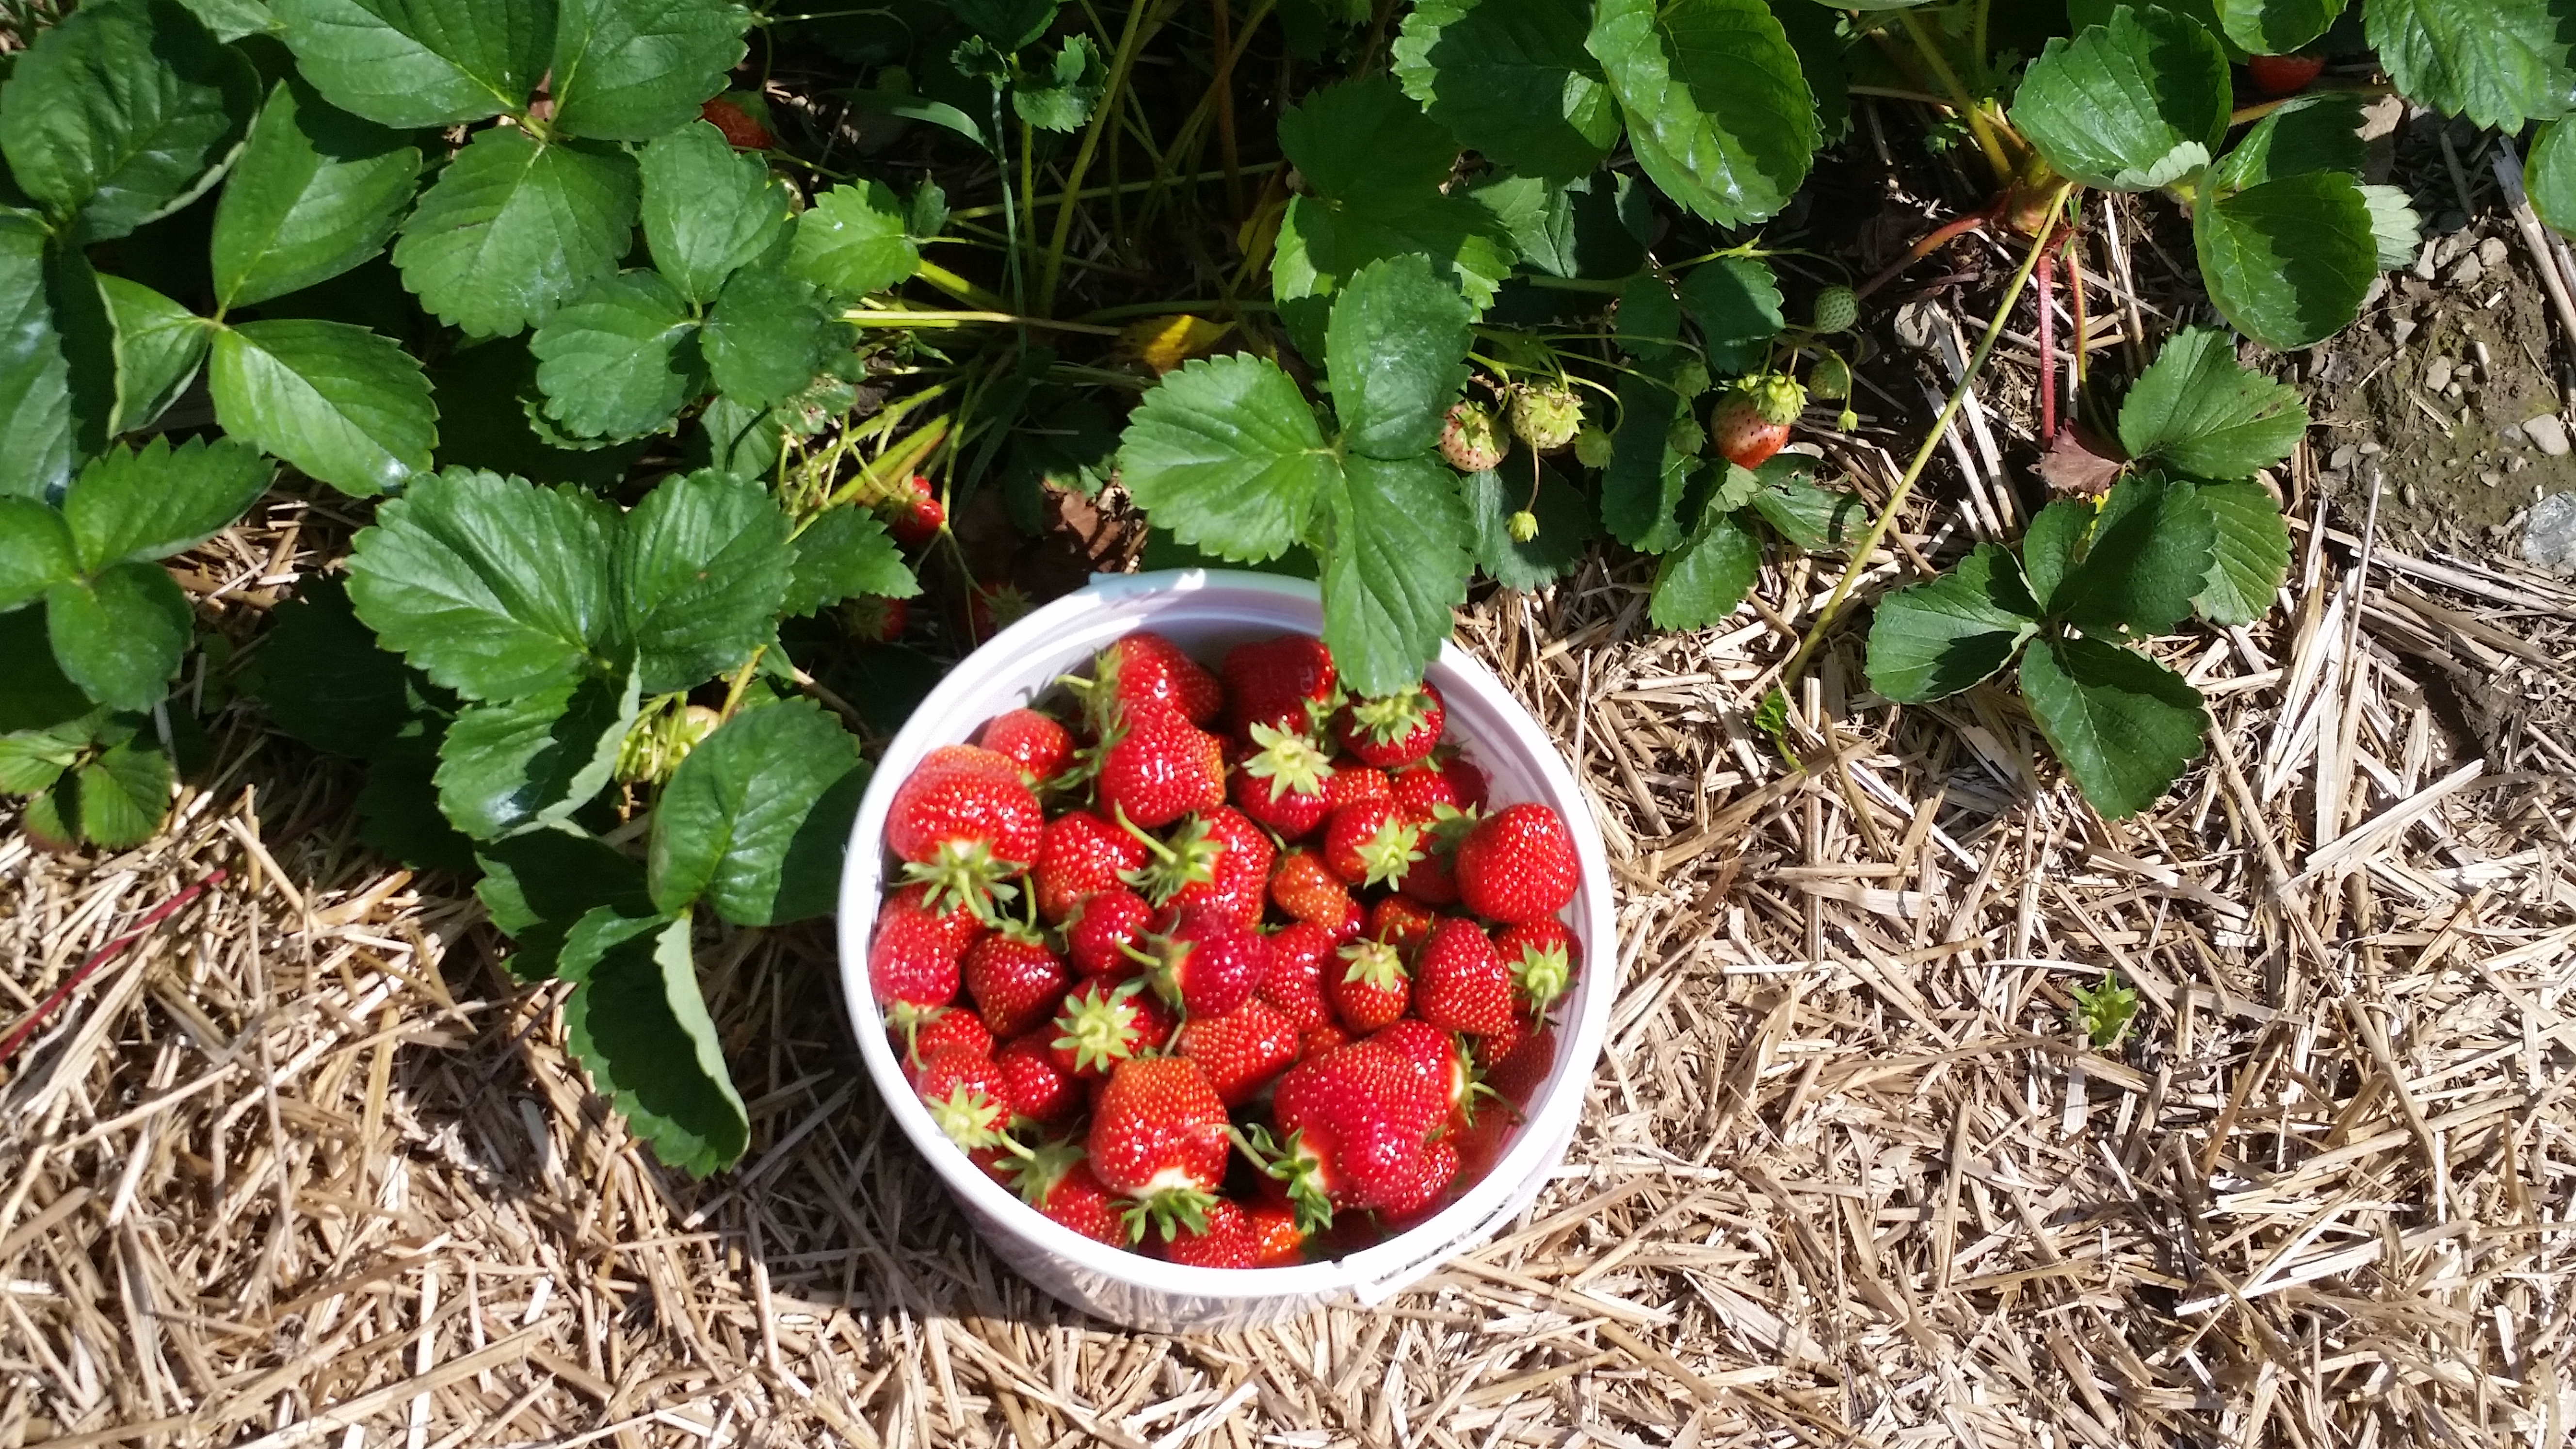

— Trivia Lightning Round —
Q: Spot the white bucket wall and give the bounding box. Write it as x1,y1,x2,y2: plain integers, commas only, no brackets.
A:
836,570,1617,1333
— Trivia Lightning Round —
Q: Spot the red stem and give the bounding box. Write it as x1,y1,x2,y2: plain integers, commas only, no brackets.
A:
2035,246,2058,443
1854,201,2003,302
0,869,228,1069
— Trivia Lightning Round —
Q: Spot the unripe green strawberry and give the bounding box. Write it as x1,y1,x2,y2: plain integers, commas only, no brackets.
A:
1438,402,1505,473
1811,285,1858,334
1508,383,1581,452
1573,425,1613,467
614,702,720,785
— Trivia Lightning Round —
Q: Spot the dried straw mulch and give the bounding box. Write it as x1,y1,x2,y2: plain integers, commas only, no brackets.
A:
6,451,2576,1448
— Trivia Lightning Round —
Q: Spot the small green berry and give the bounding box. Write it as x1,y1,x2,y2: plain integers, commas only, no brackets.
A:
1809,351,1852,402
1509,383,1583,451
1811,285,1858,334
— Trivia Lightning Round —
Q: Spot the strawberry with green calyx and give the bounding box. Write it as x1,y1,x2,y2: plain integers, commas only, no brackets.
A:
1438,400,1506,473
1711,373,1807,469
1063,885,1153,976
1390,808,1469,907
841,594,908,643
1093,710,1227,828
1252,1039,1445,1230
978,708,1072,784
1258,920,1340,1030
1321,799,1422,888
1439,754,1488,810
700,92,775,149
1367,895,1438,956
1372,1019,1481,1123
869,882,980,1012
915,1046,1014,1151
1244,1199,1307,1267
898,1004,995,1072
1231,723,1336,839
1412,917,1518,1034
1372,1136,1461,1223
1048,975,1175,1079
1494,917,1579,1014
965,578,1033,644
1088,1056,1233,1242
1222,634,1338,735
2248,52,2323,96
1475,1020,1558,1108
1117,806,1272,925
1001,1138,1128,1245
1335,683,1444,768
1810,284,1859,334
1127,904,1269,1018
886,474,944,546
963,924,1071,1038
1456,802,1581,924
1063,632,1223,733
1386,759,1461,818
995,1030,1081,1125
1808,349,1860,433
1269,848,1354,929
1176,996,1301,1106
888,746,1045,917
1508,381,1583,452
1032,808,1150,924
1329,938,1411,1033
1156,1197,1259,1267
1323,763,1392,813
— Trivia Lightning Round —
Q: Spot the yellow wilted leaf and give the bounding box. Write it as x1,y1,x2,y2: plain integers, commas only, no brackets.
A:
1115,315,1231,375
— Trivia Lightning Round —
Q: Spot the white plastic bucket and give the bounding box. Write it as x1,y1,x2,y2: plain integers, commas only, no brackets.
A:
835,570,1616,1333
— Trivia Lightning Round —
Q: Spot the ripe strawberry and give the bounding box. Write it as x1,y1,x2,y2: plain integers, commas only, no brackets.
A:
1156,1197,1256,1268
1002,1139,1127,1245
1373,1019,1474,1120
1033,809,1151,924
1244,1200,1307,1267
965,578,1032,644
868,884,976,1011
1412,918,1517,1035
1302,1023,1352,1056
1445,1101,1514,1183
1048,976,1175,1079
1373,1136,1460,1222
1322,800,1420,888
1478,1021,1557,1109
964,928,1070,1038
1177,997,1301,1106
1392,803,1475,907
2248,52,2324,97
1137,905,1269,1018
1231,723,1336,839
700,94,773,149
1070,631,1222,731
1095,710,1226,829
1386,761,1460,819
994,1030,1080,1126
1269,848,1353,928
1223,634,1338,735
1323,765,1393,813
1330,938,1410,1033
886,474,944,546
978,708,1072,783
1335,684,1444,769
1064,885,1153,976
1494,917,1579,1014
1259,1040,1443,1227
841,594,908,643
899,1004,994,1070
917,742,1022,778
1367,895,1438,957
915,1046,1013,1151
1711,374,1806,469
1259,920,1339,1031
1087,1057,1232,1239
1456,803,1580,924
888,747,1045,914
1124,807,1272,924
1438,754,1489,810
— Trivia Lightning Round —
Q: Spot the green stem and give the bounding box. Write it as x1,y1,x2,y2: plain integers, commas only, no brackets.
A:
1897,10,2012,189
1774,185,2071,693
951,161,1281,220
913,258,1008,310
843,307,1124,334
1040,0,1162,312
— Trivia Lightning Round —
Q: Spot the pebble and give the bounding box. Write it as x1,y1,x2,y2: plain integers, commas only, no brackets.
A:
2479,237,2511,268
2414,238,2444,280
2401,481,2420,507
2450,254,2487,288
2360,439,2383,455
2424,356,2454,392
2522,490,2576,576
2511,454,2531,473
2390,317,2418,346
2447,382,2466,399
2331,445,2358,470
2472,339,2493,370
2525,413,2573,456
2503,422,2528,447
2482,470,2505,487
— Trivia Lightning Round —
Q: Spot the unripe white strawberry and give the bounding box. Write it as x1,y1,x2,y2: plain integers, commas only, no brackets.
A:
1508,383,1581,451
1438,402,1506,473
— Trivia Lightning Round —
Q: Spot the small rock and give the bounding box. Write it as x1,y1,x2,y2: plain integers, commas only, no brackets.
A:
2447,382,2467,399
2401,481,2420,507
2502,422,2528,447
2450,254,2488,289
2424,355,2454,392
2473,339,2494,370
2511,454,2531,473
2479,237,2511,268
2414,238,2444,280
2331,445,2358,470
2361,97,2406,183
2482,470,2505,487
2360,439,2383,455
2363,275,2390,310
2527,413,2572,456
2390,317,2419,346
2522,490,2576,576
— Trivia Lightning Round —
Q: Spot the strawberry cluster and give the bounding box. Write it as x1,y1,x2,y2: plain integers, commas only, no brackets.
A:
865,630,1584,1269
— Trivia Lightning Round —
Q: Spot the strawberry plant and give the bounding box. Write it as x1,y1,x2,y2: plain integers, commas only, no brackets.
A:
1864,328,2300,818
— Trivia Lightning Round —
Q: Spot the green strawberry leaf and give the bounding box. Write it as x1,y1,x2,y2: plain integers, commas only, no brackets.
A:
639,119,790,305
211,78,422,310
2361,184,2424,271
547,0,749,142
1745,457,1863,552
782,505,918,617
557,907,751,1175
97,275,210,436
1584,0,1815,226
1315,451,1474,696
1678,255,1784,375
1325,254,1474,462
1014,35,1107,132
254,575,448,760
615,468,793,693
209,317,437,495
1649,504,1760,630
1863,543,2041,704
1117,352,1336,564
1616,271,1683,360
2194,170,2378,351
647,696,868,926
1275,75,1458,203
2192,480,2291,627
2020,496,2092,614
2050,475,2218,638
2221,0,2342,53
1462,456,1592,590
475,825,652,979
1271,192,1515,361
0,209,79,502
2116,326,2308,479
435,660,638,839
2009,4,2230,192
950,0,1058,48
0,497,77,611
2019,633,2206,820
0,711,87,796
346,467,618,701
392,126,640,338
177,0,280,40
45,249,119,482
63,436,273,571
46,561,192,710
1470,170,1646,281
2209,92,2365,193
2365,0,2576,132
2527,116,2576,237
788,178,920,300
272,0,555,128
1391,0,1622,183
1599,362,1694,552
529,269,703,440
357,748,479,869
0,611,99,734
73,732,174,849
0,0,260,243
700,261,831,409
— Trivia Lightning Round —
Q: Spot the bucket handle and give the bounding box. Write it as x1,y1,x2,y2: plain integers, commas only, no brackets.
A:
1346,1185,1533,1307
